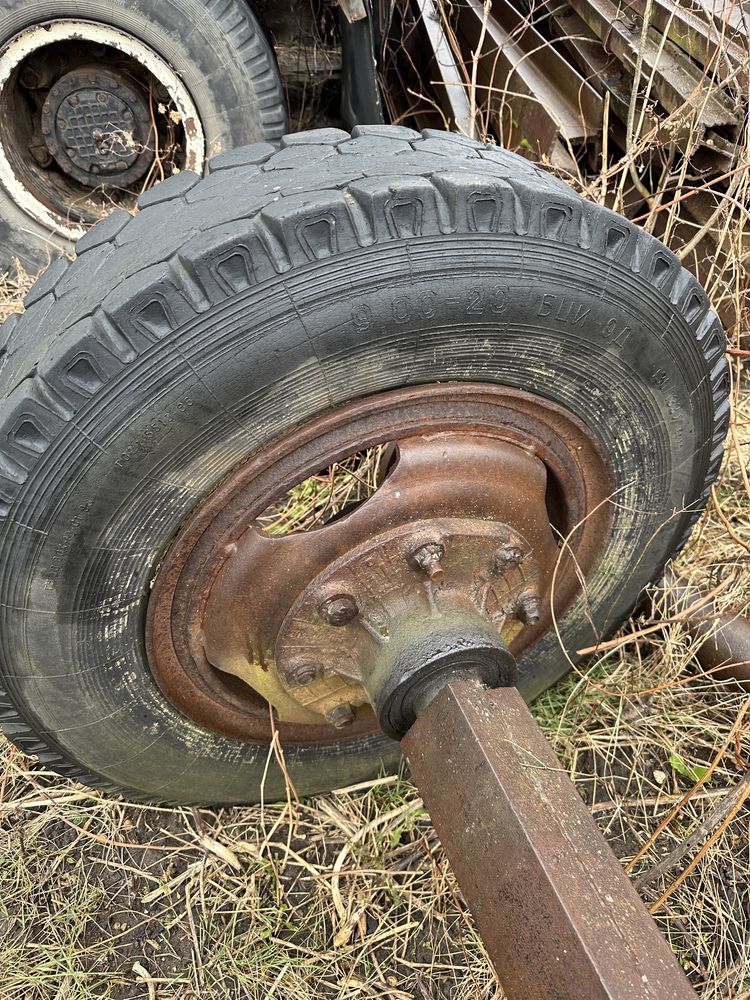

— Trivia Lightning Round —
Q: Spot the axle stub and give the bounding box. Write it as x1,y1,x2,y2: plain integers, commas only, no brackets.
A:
370,614,516,738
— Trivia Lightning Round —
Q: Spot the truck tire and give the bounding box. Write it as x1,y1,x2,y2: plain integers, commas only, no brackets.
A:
0,0,286,274
0,127,729,804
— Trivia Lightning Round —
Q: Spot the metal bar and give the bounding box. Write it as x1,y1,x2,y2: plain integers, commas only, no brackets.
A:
548,5,632,114
567,0,738,129
487,0,603,130
413,0,475,134
403,680,698,999
656,574,750,688
454,0,602,151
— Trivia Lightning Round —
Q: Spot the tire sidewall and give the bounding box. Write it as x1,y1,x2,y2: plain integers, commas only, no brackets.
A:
0,234,718,802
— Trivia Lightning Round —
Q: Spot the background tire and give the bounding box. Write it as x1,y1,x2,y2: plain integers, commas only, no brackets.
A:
0,127,729,804
0,0,286,274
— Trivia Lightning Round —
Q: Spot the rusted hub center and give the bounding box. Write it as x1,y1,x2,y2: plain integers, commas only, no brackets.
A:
275,514,527,737
146,384,612,744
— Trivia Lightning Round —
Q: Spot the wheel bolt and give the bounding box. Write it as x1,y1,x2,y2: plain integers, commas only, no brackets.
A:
493,544,524,573
325,703,355,729
517,590,541,625
291,663,319,686
28,143,51,167
319,594,359,626
409,541,445,580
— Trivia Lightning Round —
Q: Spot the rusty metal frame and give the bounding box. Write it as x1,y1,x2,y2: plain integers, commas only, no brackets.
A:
404,680,698,999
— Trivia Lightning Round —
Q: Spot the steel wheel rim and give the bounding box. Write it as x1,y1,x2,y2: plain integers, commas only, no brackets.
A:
146,383,613,745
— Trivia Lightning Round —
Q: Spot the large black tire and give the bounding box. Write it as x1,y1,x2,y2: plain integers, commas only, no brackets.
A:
0,0,286,273
0,127,729,804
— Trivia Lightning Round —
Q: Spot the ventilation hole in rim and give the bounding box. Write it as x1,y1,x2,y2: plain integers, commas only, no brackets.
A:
255,443,394,537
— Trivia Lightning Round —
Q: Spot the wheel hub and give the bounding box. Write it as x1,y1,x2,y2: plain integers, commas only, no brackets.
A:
41,67,154,188
146,384,612,744
274,514,525,736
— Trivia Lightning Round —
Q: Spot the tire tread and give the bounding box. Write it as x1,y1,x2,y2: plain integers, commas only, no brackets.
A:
0,129,729,794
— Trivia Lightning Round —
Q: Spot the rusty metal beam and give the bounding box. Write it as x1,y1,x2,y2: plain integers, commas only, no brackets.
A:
403,680,698,999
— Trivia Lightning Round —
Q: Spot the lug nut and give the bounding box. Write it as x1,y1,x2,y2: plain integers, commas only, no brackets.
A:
325,703,355,729
409,541,445,580
291,663,319,686
28,143,51,167
517,590,541,626
493,544,524,573
319,594,359,626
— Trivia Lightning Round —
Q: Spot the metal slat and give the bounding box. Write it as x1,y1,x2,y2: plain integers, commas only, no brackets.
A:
413,0,475,134
454,0,602,154
567,0,739,130
623,0,748,91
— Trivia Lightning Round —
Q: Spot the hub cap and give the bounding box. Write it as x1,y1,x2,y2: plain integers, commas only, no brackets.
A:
41,68,154,188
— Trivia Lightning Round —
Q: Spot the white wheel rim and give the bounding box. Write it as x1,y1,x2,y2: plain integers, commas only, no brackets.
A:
0,19,206,242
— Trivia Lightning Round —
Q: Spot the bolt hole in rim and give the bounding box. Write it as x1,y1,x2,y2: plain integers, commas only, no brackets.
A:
147,384,613,745
0,20,205,240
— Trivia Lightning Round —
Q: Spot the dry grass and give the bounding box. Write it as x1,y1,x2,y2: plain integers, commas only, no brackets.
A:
0,296,747,1000
1,40,749,997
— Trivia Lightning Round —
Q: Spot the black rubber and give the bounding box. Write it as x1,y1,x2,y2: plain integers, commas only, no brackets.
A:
0,0,287,273
0,127,729,804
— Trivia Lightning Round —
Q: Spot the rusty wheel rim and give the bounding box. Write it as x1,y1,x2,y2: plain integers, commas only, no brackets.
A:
146,383,612,744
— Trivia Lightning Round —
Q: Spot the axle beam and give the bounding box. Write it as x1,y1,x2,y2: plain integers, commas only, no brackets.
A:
403,680,698,1000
